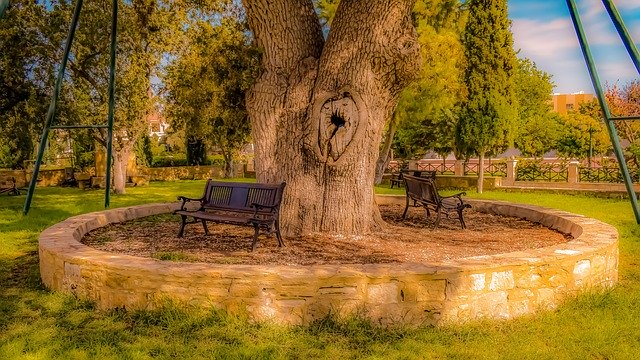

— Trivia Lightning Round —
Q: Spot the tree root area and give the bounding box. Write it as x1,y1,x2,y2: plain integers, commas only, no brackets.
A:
81,205,571,265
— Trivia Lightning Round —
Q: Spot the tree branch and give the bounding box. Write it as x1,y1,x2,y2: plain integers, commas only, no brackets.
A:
242,0,324,75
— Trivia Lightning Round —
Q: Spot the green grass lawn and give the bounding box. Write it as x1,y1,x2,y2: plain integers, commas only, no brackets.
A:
2,180,640,359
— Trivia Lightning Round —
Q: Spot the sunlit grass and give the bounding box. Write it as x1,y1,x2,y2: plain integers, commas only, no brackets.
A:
1,180,640,358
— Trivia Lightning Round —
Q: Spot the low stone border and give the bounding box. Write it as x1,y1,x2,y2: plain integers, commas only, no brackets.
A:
39,196,618,326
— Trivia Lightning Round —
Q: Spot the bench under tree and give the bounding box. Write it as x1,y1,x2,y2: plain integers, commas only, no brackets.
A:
402,174,471,229
174,180,286,251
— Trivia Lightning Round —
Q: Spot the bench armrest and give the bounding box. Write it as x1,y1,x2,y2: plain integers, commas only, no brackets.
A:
440,192,467,204
250,202,278,217
177,196,204,211
250,202,278,210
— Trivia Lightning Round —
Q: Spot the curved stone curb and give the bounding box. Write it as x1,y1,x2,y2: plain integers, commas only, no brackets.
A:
39,197,618,326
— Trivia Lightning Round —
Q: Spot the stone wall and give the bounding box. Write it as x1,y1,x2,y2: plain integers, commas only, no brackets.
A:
39,197,618,326
139,164,244,181
0,169,67,188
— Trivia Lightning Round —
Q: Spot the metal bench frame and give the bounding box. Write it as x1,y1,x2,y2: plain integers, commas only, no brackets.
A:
174,180,286,251
402,174,471,229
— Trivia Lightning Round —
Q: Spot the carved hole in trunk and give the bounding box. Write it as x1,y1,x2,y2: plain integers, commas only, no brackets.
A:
330,111,346,128
317,94,359,162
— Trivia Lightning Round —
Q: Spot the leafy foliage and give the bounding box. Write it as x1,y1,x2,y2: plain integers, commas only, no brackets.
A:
606,81,640,166
513,58,560,157
393,0,466,160
555,112,610,158
165,14,260,177
0,1,52,169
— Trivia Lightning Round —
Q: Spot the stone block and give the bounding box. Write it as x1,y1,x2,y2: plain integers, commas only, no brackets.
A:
367,282,399,304
416,280,446,301
573,259,591,285
489,270,515,291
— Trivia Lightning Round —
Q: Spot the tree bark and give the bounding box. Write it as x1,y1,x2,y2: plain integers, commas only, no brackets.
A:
222,149,235,178
112,145,132,194
243,0,420,236
374,113,400,185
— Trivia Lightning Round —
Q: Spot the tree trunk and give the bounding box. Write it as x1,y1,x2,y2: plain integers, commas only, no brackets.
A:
477,150,485,194
112,145,132,194
374,112,400,185
243,0,420,236
222,150,235,178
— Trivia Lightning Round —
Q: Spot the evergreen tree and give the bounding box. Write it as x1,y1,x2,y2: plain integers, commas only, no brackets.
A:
456,0,517,193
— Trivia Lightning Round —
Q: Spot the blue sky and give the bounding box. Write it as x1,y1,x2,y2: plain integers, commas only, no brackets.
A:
509,0,640,93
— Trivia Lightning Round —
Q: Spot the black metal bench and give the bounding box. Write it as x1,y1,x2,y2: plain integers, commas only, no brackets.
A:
0,177,21,196
402,174,471,229
174,180,286,251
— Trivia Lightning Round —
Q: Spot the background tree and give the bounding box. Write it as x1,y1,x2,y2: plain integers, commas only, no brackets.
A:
0,1,52,169
376,0,465,183
456,0,517,193
165,15,259,177
40,0,185,193
555,112,609,159
242,0,421,235
513,58,560,157
606,81,640,166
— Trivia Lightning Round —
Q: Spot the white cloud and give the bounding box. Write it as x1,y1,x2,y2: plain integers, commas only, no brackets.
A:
512,18,578,58
617,0,640,11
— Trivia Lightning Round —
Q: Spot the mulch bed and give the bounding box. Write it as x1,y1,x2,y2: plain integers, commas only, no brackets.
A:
81,204,572,266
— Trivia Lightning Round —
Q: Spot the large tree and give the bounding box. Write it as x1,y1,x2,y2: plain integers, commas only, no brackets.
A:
456,0,517,193
242,0,421,236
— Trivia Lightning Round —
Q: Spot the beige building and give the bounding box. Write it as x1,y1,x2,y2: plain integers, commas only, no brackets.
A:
552,92,595,114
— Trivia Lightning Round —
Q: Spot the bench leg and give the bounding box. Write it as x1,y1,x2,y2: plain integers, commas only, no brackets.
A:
178,215,187,238
422,205,431,218
434,210,442,229
458,209,466,229
201,220,209,235
251,223,260,251
274,220,285,247
402,197,410,219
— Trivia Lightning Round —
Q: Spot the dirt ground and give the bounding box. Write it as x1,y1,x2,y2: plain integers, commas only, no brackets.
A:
81,204,571,265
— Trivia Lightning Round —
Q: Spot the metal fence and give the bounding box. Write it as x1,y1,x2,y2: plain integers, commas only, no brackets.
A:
579,166,640,183
515,161,569,182
415,162,455,175
464,162,507,177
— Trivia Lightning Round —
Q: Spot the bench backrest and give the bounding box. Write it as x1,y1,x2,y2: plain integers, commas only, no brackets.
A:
403,174,440,204
402,170,436,180
201,180,286,214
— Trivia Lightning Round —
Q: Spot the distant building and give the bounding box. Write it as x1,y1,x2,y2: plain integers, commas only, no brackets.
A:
552,92,595,115
147,110,169,138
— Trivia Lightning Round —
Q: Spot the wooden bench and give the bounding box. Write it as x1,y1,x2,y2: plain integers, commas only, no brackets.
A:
0,177,21,196
402,174,471,229
174,180,286,251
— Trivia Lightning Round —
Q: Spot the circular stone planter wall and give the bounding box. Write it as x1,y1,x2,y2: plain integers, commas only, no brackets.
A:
39,197,618,326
